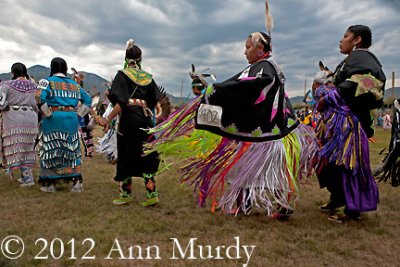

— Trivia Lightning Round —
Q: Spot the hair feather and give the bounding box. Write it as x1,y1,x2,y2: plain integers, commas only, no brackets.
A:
126,39,135,50
265,0,274,35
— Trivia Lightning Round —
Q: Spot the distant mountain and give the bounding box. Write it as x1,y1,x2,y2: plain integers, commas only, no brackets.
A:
0,70,12,82
384,87,400,101
168,96,192,107
289,95,305,107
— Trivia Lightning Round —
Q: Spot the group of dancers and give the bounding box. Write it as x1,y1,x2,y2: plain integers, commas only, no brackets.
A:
0,58,92,193
0,0,394,222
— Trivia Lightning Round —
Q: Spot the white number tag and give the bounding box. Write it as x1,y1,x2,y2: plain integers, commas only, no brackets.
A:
38,79,49,89
197,103,222,127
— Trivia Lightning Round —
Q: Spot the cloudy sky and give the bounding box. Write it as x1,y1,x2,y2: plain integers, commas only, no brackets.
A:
0,0,399,97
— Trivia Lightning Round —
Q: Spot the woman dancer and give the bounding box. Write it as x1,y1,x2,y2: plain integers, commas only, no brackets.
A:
315,25,385,222
37,57,92,192
146,30,317,218
0,63,39,186
98,39,162,206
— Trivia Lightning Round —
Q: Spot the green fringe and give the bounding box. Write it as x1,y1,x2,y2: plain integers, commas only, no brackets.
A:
147,130,221,169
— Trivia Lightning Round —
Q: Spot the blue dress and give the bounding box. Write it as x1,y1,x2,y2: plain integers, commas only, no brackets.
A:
37,74,92,183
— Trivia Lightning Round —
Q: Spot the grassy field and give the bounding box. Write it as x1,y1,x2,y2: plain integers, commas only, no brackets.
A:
0,127,399,267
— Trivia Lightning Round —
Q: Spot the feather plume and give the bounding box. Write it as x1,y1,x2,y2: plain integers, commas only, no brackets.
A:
189,64,216,84
126,39,135,50
155,85,172,123
319,61,325,71
265,0,274,35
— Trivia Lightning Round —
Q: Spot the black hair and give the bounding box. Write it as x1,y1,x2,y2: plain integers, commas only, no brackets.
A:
191,78,205,88
124,43,142,69
249,32,272,52
259,32,272,52
191,78,205,96
126,45,142,62
50,57,68,76
348,25,372,48
11,62,29,80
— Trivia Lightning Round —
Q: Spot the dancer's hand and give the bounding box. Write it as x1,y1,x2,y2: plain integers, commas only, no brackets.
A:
98,117,109,126
102,124,109,132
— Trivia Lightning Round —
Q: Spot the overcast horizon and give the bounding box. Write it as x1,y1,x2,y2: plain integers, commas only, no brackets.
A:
0,0,399,97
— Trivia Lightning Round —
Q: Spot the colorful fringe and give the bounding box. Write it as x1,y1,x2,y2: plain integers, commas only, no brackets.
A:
147,95,202,142
316,90,372,184
146,95,317,215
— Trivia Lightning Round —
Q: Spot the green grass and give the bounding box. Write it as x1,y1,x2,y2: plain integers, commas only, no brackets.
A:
0,128,399,267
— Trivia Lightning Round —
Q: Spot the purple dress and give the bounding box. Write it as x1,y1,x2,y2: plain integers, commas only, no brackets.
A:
315,49,385,212
315,87,378,212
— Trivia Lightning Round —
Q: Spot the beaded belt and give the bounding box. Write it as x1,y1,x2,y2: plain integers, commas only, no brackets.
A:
128,98,147,107
127,98,153,117
4,105,34,111
50,106,75,112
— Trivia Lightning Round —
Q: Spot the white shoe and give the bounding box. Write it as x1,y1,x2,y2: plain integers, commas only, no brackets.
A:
20,179,35,187
70,181,83,192
40,184,56,193
18,178,24,184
